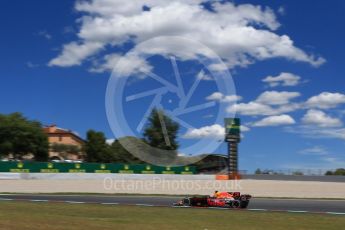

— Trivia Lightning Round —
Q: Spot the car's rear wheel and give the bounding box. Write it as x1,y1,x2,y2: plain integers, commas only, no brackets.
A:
240,201,249,209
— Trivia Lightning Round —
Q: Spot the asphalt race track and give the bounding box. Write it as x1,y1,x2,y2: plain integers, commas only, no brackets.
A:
0,194,345,214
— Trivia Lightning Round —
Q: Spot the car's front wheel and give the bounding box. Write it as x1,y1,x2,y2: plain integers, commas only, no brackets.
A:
182,198,191,206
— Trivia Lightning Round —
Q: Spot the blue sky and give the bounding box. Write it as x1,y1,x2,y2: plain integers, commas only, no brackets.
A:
0,0,344,171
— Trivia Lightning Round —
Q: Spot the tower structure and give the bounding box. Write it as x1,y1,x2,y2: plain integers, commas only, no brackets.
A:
224,118,241,177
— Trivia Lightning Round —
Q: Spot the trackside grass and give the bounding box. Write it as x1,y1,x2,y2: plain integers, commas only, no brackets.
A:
0,201,344,230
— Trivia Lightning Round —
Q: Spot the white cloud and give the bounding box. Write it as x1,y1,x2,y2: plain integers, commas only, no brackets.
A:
285,125,345,141
302,109,343,127
228,102,274,116
49,0,324,72
305,92,345,109
228,91,345,118
278,6,285,15
196,71,213,81
317,128,345,140
256,91,300,105
227,91,301,116
206,92,242,103
89,53,121,73
252,114,295,127
228,101,301,116
240,125,250,132
183,124,224,139
37,30,52,40
262,72,301,87
49,41,103,67
299,146,328,155
90,53,152,76
106,139,115,144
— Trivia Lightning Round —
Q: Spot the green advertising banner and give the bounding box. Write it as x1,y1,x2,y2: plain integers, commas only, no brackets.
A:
0,162,196,174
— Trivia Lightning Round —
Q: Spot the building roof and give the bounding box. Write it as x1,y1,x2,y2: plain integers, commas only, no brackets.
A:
43,125,85,143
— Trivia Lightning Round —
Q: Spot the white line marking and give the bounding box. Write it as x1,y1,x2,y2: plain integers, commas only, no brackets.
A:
0,198,13,201
248,209,267,211
30,200,49,202
135,204,154,207
287,210,308,213
65,201,85,204
101,203,119,205
208,207,228,210
327,212,345,215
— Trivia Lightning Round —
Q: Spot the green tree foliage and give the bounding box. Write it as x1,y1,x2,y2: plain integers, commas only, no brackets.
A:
84,130,145,163
292,171,304,176
109,139,143,164
255,168,262,174
143,109,179,151
325,168,345,176
0,112,49,161
84,130,112,162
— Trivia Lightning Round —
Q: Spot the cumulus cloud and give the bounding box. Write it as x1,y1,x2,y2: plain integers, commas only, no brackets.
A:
228,102,273,116
252,114,295,127
240,125,250,132
299,146,328,155
302,109,343,127
305,92,345,109
206,92,242,103
183,124,224,139
256,91,300,105
262,72,301,87
196,71,213,81
49,41,103,67
286,126,345,141
228,91,345,117
227,91,301,115
183,123,250,139
317,128,345,140
49,0,324,73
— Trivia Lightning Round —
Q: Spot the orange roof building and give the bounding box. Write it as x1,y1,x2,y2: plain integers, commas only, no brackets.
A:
43,125,85,161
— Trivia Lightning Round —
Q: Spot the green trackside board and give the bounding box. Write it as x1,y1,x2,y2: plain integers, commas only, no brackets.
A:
0,162,196,174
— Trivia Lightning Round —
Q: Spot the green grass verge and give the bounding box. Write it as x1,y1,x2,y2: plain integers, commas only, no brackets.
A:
0,201,344,230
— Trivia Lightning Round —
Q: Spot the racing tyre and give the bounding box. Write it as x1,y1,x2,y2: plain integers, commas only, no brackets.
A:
183,198,191,206
240,201,249,209
232,200,240,208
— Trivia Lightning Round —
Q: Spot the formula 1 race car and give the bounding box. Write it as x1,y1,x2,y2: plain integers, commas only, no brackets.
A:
173,192,252,209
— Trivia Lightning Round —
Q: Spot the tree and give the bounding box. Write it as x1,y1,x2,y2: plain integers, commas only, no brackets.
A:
325,170,333,176
255,168,262,174
292,171,304,176
0,112,49,161
143,109,179,151
325,168,345,176
84,130,112,162
334,168,345,176
108,139,143,164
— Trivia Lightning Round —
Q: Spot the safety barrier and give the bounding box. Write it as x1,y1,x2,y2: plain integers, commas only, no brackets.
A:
0,161,195,174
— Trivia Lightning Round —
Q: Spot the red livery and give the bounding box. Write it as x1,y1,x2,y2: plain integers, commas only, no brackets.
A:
174,192,252,209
